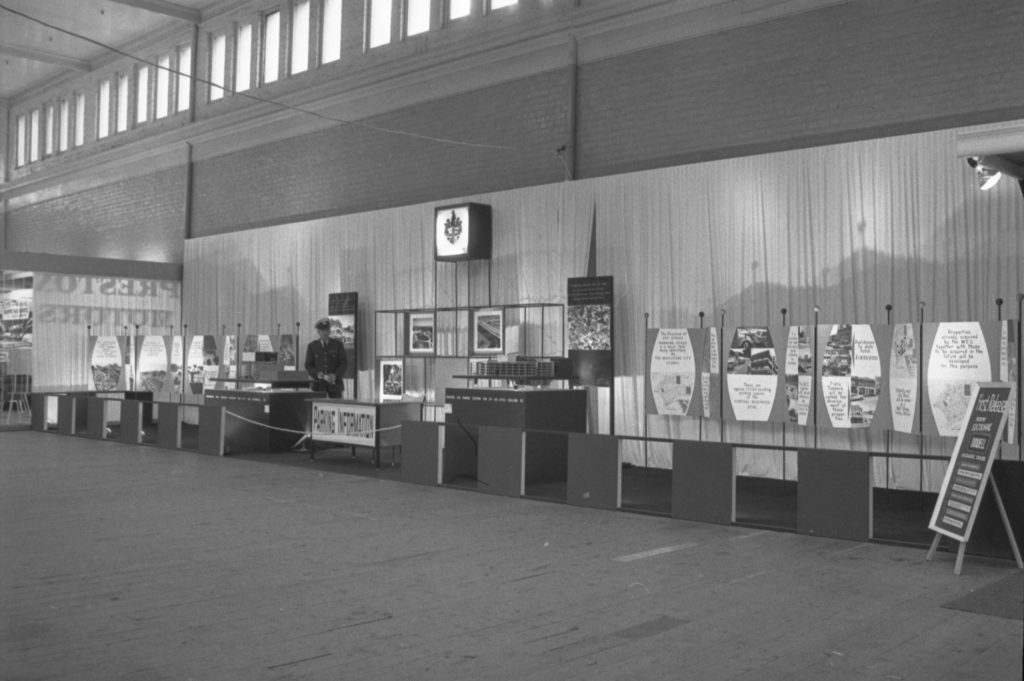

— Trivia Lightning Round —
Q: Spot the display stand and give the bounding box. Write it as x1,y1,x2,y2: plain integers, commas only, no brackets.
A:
797,448,872,541
671,441,734,524
400,421,443,486
567,433,620,510
204,388,324,453
926,382,1021,575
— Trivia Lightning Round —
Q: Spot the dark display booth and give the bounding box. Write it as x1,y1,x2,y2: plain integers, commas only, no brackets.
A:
442,387,588,495
205,388,325,454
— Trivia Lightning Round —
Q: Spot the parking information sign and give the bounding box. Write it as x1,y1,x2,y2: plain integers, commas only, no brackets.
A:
928,383,1015,543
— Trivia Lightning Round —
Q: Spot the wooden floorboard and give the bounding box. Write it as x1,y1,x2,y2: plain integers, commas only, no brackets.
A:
2,431,1021,681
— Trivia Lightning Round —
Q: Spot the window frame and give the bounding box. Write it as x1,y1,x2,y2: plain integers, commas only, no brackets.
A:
156,54,171,119
263,10,281,84
28,109,40,162
136,64,151,124
177,44,193,113
209,31,228,101
290,0,311,74
367,0,393,49
116,72,130,133
97,78,111,139
406,0,431,37
235,23,253,92
74,92,86,147
43,103,55,157
15,113,27,167
58,98,70,152
321,0,343,64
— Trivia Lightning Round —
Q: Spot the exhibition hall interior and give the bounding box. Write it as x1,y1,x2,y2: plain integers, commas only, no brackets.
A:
1,0,1022,679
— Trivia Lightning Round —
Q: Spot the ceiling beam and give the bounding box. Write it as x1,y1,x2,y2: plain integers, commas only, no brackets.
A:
0,41,91,71
107,0,201,23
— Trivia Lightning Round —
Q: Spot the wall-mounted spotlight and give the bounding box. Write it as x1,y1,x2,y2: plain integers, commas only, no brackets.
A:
966,156,1002,190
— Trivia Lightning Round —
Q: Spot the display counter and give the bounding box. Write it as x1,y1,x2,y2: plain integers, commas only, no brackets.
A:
308,398,422,466
204,388,325,453
443,387,588,488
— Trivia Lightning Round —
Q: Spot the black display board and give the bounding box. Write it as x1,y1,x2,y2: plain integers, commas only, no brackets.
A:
567,276,613,388
929,383,1014,543
328,292,358,380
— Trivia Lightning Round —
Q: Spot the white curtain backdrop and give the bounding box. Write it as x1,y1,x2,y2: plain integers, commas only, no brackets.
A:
182,123,1024,489
30,274,181,393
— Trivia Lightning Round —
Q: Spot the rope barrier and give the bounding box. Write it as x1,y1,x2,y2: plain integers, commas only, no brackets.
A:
223,409,402,439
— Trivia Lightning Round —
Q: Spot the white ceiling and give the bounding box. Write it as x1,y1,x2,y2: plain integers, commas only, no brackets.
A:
0,0,217,101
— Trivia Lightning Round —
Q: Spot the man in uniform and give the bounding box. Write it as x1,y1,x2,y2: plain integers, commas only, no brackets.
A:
305,317,348,398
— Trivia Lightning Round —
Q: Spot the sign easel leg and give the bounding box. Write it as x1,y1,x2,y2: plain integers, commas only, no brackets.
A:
927,532,969,575
926,533,942,562
990,477,1024,569
954,541,967,576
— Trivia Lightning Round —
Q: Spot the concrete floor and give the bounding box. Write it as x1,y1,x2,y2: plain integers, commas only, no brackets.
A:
2,430,1022,681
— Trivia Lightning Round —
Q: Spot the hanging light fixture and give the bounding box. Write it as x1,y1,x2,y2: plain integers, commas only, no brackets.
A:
967,156,1003,190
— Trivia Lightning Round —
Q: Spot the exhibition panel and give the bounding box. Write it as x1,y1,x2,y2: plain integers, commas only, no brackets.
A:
400,421,443,486
796,449,873,542
671,441,735,525
566,433,621,511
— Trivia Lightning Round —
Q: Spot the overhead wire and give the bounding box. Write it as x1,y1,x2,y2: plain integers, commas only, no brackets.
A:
0,0,571,174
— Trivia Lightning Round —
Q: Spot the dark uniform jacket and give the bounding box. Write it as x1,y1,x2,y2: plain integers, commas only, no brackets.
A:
304,337,348,397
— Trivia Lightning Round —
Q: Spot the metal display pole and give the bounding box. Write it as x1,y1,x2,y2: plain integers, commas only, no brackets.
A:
134,324,140,391
780,307,787,477
181,324,188,404
1018,294,1023,448
812,306,819,448
918,301,926,488
884,304,892,488
698,311,704,442
643,311,649,469
719,309,726,442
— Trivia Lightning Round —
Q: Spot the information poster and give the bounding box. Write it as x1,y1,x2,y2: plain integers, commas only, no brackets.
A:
169,335,184,394
88,335,127,391
724,326,786,422
185,334,221,390
379,359,404,402
135,335,171,393
0,284,33,372
816,324,892,429
222,334,237,379
929,383,1015,542
888,323,919,433
122,334,136,391
645,328,703,417
783,326,814,426
922,322,1006,437
998,322,1017,444
328,292,358,380
0,283,33,378
568,277,613,387
701,327,721,420
240,334,296,379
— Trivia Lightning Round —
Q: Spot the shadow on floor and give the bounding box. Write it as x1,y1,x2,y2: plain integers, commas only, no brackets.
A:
233,446,404,482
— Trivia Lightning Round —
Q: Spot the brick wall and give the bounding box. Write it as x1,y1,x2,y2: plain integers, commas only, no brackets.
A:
576,0,1024,177
190,68,573,236
6,168,187,262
